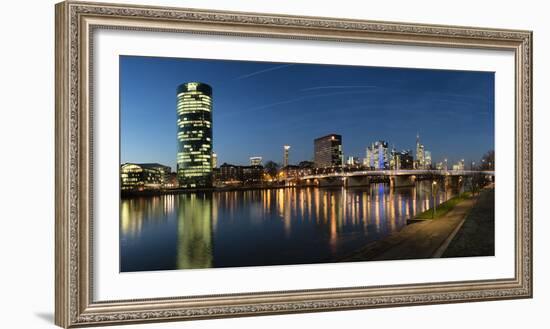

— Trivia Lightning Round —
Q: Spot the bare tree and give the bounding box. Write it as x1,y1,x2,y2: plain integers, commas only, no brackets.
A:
466,173,484,196
264,160,280,180
480,150,495,171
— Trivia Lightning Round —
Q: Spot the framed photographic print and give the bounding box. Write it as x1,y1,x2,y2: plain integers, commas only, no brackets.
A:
55,1,532,327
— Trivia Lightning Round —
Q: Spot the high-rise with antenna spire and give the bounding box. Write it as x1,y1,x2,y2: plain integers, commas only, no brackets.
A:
415,133,425,169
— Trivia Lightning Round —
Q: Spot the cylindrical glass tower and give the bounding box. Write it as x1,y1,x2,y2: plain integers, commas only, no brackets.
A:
176,82,213,188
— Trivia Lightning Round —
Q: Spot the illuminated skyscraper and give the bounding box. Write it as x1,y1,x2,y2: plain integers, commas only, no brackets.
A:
283,145,290,167
424,150,432,169
366,140,389,169
176,82,213,188
314,134,342,168
415,133,425,169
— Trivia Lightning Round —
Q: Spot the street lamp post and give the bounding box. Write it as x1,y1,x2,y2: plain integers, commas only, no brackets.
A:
432,180,438,219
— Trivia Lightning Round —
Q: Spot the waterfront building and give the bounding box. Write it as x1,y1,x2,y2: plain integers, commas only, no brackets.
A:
120,163,171,190
241,165,264,184
250,156,262,166
314,134,342,168
366,140,389,169
436,162,444,170
217,163,264,185
137,163,172,185
176,82,213,188
283,145,290,167
219,163,241,183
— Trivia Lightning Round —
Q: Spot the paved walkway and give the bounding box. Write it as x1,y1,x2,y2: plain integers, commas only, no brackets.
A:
442,188,495,258
342,195,479,262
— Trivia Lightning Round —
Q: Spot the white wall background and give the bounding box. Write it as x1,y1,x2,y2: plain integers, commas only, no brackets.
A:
0,0,547,328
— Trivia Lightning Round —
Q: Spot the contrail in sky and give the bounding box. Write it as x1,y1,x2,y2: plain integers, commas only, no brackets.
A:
300,85,377,92
235,64,294,80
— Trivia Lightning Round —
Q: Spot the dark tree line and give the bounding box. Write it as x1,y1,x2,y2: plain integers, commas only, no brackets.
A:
467,150,495,196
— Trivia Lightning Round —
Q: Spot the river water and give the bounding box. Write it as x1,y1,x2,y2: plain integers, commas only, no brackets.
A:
120,182,459,272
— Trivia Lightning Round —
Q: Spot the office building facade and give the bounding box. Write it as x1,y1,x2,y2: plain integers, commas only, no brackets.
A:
218,163,263,184
314,134,342,168
176,82,213,188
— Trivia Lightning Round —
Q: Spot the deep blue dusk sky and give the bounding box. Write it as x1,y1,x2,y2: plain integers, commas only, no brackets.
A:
120,55,494,170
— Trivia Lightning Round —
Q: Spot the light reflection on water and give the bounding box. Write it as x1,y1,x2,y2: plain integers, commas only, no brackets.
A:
120,182,459,272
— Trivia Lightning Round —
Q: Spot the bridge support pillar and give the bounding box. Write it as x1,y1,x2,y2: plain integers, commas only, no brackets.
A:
318,177,344,187
390,175,416,188
345,176,370,187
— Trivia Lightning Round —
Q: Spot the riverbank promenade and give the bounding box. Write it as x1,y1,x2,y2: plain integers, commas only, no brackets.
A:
342,187,495,261
442,187,495,257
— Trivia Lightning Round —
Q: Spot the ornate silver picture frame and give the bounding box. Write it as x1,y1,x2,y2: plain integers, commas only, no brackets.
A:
55,1,532,327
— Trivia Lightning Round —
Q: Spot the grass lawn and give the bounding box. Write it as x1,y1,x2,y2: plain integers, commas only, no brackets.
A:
415,191,473,220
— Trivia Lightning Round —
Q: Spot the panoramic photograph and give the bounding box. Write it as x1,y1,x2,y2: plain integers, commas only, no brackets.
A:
119,55,495,272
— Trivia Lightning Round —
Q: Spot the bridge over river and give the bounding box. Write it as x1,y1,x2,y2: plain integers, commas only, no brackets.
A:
292,169,495,188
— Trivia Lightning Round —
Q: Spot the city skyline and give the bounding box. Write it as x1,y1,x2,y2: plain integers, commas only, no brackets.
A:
120,55,495,171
